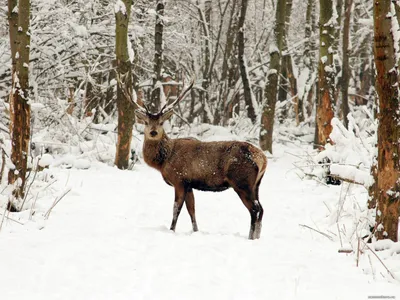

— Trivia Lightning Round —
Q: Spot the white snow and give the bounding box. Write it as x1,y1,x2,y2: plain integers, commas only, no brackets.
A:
38,153,54,167
0,143,398,299
127,36,135,63
269,43,279,54
324,65,334,73
391,3,400,64
114,0,127,15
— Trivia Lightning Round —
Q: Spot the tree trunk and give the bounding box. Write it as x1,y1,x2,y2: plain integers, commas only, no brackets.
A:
222,0,239,125
370,0,400,242
260,0,286,153
303,0,316,119
282,0,301,124
334,0,343,63
353,2,374,107
334,0,343,112
67,84,75,115
8,0,18,77
317,0,335,148
196,0,212,123
151,0,165,113
238,0,256,124
7,0,31,211
115,0,135,170
341,0,353,128
277,0,291,119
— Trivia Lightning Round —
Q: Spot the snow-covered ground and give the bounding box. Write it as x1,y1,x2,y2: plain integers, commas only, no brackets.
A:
0,143,399,300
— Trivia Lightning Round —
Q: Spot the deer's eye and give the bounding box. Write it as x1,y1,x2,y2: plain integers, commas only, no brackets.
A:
144,121,149,125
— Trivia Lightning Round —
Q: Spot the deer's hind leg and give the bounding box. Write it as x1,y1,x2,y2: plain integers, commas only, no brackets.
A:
235,188,263,240
185,188,198,232
227,169,263,240
253,174,264,239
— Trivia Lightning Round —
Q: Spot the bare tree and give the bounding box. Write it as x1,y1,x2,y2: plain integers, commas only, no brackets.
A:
341,0,353,128
151,0,165,112
7,0,18,77
301,0,317,119
316,0,335,147
369,0,400,242
196,0,212,123
238,0,257,124
260,0,286,153
222,0,240,125
114,0,135,170
352,0,374,107
282,0,301,124
7,0,31,211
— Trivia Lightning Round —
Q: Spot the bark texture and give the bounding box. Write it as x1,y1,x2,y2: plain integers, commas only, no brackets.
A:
370,0,400,242
115,0,135,170
317,0,335,147
8,0,31,210
260,0,286,153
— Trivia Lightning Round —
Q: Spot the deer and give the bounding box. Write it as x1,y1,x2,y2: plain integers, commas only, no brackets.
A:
119,77,267,239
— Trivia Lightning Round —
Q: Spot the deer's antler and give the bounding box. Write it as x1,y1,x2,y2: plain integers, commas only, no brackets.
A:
160,79,195,114
116,72,148,115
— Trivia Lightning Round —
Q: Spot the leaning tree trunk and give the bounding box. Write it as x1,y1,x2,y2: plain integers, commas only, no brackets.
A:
8,0,31,211
151,0,165,112
114,0,135,170
341,0,353,128
260,0,286,153
369,0,400,242
238,0,257,124
316,0,335,148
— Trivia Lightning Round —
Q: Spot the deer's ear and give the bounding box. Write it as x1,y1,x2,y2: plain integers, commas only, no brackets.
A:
134,110,148,123
161,110,174,122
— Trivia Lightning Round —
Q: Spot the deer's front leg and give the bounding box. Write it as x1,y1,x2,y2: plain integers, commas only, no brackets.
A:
170,185,186,231
185,188,198,232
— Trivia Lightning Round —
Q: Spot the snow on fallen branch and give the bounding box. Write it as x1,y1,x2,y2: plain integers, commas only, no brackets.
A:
297,110,376,187
329,164,373,187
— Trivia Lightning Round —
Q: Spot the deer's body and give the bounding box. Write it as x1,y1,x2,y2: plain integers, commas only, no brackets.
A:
144,135,266,193
119,78,267,239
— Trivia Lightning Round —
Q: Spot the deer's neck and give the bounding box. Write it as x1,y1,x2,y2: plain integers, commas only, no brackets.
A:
143,133,171,170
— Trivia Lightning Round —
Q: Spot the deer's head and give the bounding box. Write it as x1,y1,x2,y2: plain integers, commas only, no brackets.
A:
134,110,173,140
117,74,194,141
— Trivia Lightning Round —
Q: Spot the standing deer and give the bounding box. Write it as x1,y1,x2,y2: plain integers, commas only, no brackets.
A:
120,78,267,239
